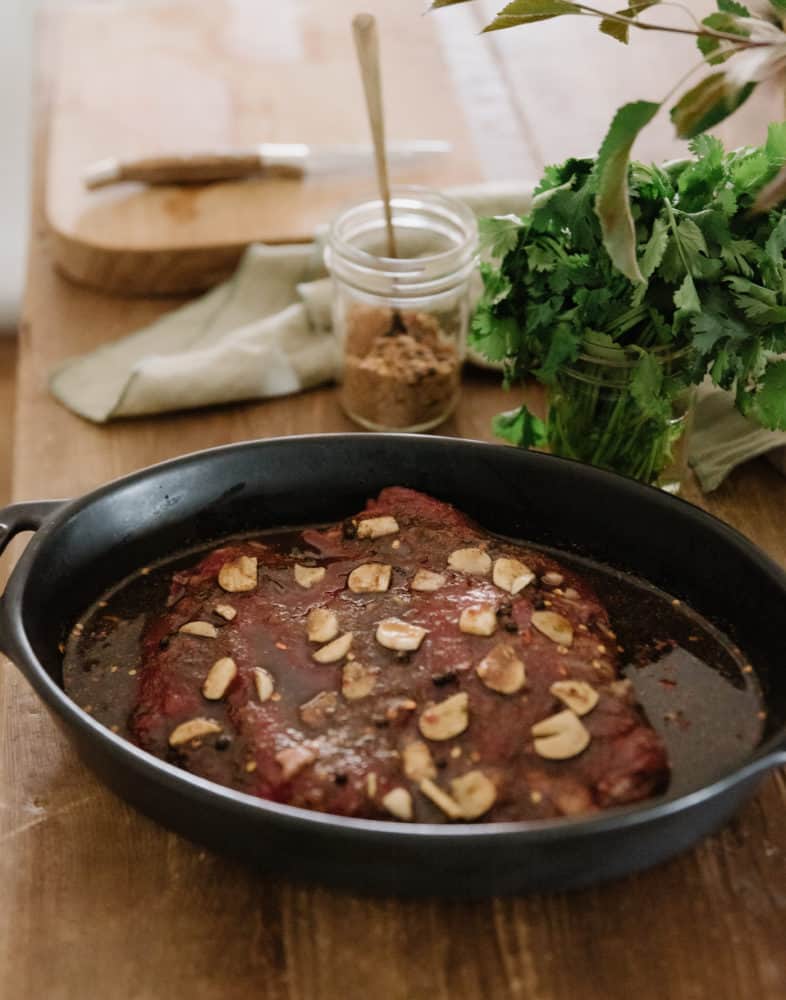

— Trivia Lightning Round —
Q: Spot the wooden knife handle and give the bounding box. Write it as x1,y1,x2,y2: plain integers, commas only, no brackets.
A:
84,153,304,189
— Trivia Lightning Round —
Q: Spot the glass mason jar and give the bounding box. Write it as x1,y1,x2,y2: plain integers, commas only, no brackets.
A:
548,339,696,493
324,186,478,432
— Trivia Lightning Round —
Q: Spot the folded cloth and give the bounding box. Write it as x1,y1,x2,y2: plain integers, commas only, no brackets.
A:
50,243,334,422
49,180,786,490
689,382,786,492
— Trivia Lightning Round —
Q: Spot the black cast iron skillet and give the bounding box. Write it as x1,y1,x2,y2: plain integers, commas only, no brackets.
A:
1,434,784,896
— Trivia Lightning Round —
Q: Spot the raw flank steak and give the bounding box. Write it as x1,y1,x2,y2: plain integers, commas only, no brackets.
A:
129,487,669,822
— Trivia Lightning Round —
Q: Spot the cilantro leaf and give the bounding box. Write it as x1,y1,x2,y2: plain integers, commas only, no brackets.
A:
717,0,749,13
479,215,522,259
639,215,669,278
750,359,786,429
534,323,581,382
720,239,758,276
691,306,749,354
674,273,702,313
492,406,548,447
630,352,668,418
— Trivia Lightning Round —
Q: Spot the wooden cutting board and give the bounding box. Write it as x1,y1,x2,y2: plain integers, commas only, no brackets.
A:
45,0,489,297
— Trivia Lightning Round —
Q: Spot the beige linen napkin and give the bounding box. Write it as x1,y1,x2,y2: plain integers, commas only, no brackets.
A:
689,383,786,492
49,181,786,490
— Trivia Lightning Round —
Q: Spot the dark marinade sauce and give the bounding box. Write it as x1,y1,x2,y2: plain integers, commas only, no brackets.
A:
63,528,764,809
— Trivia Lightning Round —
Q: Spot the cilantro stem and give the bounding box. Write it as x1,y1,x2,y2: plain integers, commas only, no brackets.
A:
574,3,771,47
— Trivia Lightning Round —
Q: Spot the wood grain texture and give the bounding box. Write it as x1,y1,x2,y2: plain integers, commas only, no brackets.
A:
0,338,16,508
2,6,786,999
46,0,489,296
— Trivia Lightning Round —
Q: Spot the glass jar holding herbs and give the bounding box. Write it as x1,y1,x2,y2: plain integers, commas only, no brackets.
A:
549,338,695,493
472,135,786,491
325,187,478,432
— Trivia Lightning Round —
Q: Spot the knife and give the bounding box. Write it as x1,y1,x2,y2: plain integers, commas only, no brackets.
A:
83,140,452,190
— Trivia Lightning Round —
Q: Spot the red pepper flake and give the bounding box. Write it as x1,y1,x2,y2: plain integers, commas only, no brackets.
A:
275,642,288,650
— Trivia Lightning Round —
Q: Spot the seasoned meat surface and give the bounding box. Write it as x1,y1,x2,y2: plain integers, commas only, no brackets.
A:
128,487,669,822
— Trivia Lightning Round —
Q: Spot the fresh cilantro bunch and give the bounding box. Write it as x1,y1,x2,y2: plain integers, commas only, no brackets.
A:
472,128,786,481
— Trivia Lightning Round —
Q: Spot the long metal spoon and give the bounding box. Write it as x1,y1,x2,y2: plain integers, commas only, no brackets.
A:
352,12,405,332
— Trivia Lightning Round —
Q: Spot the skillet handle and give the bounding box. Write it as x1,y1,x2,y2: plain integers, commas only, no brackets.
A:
0,500,67,558
0,500,68,655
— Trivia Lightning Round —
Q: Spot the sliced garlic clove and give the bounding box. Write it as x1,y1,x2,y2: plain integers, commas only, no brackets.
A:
531,610,574,647
348,563,392,594
341,661,377,700
382,787,413,821
202,656,238,700
218,555,258,593
550,679,599,716
493,557,535,595
459,604,497,637
410,569,447,592
448,547,492,576
356,515,399,539
419,777,462,819
418,692,469,741
169,717,222,747
253,667,275,703
402,740,437,781
313,631,353,664
476,643,526,694
179,621,218,638
541,571,564,587
214,604,237,621
294,564,326,589
306,607,339,644
531,709,590,760
375,618,428,652
450,770,497,819
275,745,317,780
299,690,339,727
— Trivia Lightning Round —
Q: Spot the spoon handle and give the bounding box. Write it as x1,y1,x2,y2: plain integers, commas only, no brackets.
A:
352,12,397,259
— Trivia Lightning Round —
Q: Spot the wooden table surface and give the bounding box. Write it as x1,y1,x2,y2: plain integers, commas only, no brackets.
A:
2,4,786,998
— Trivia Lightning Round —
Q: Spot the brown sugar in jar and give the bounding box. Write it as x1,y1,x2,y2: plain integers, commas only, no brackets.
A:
324,187,477,432
341,305,461,431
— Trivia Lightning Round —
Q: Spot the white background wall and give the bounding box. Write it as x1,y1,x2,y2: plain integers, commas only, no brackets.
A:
0,1,32,332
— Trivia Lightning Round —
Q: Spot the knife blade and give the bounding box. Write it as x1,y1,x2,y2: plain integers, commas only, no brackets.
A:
83,140,452,190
